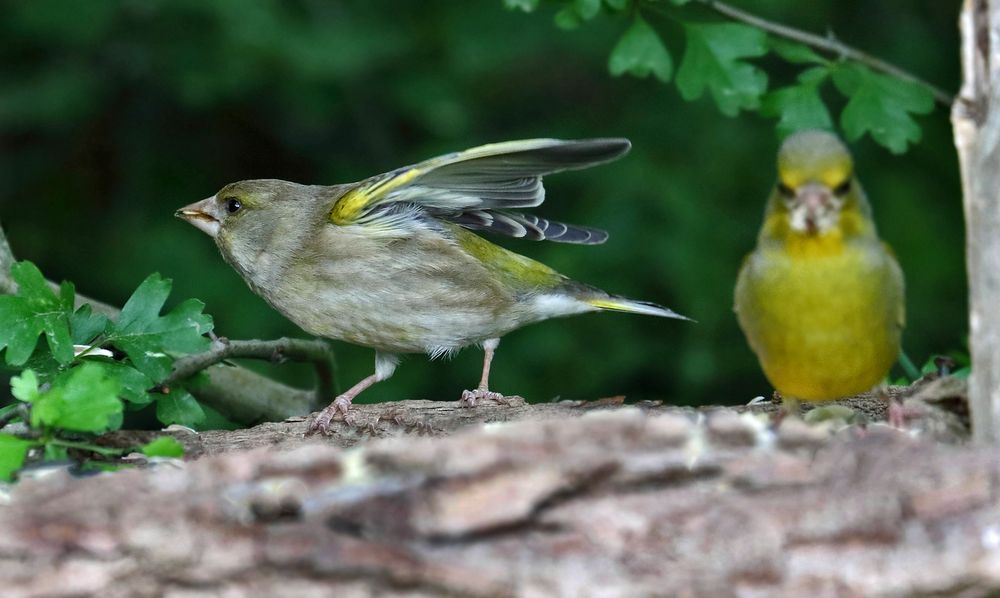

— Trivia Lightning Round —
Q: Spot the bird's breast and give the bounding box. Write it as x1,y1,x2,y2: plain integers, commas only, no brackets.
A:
735,238,904,400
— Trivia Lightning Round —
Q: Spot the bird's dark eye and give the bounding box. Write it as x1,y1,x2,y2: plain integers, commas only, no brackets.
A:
225,198,242,213
832,180,852,196
777,182,795,198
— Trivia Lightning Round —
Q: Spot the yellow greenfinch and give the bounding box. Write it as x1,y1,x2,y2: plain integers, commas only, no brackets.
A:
734,130,905,402
177,139,687,432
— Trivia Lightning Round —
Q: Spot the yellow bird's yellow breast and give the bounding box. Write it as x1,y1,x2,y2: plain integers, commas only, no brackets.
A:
734,233,904,401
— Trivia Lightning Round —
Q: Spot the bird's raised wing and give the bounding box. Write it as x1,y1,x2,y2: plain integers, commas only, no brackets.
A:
329,138,630,244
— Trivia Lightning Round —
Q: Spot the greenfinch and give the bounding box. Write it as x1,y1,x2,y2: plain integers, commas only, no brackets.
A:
734,130,905,403
177,139,687,432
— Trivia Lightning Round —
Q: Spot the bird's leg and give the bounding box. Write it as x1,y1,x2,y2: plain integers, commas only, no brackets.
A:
883,388,914,429
307,352,399,435
460,339,523,407
770,392,798,426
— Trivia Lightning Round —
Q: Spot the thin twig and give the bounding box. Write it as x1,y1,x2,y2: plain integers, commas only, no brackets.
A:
690,0,953,107
0,404,29,430
159,337,337,403
0,226,19,296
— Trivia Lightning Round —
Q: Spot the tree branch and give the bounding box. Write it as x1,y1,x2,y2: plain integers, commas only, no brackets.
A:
159,337,336,405
0,226,19,297
5,395,986,597
691,0,953,107
953,0,1000,443
0,222,317,424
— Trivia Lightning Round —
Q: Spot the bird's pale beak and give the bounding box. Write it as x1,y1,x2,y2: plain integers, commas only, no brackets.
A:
176,196,222,238
792,182,833,235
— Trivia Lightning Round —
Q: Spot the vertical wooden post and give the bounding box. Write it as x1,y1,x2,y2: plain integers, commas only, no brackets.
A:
954,0,1000,442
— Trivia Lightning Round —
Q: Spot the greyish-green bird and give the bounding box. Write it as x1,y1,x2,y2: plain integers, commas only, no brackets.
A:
177,138,687,433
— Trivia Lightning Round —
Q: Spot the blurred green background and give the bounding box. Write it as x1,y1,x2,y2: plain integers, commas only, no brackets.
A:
0,0,964,409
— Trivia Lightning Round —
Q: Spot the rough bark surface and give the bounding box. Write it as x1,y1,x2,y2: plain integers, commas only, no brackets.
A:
955,0,1000,442
0,379,988,598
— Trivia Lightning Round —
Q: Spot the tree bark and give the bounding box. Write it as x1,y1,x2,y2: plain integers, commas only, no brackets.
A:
955,0,1000,442
0,388,993,598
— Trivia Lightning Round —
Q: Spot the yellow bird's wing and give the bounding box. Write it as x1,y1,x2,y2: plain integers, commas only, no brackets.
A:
329,138,630,244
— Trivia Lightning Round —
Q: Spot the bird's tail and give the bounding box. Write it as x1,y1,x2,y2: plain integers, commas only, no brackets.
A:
583,297,692,321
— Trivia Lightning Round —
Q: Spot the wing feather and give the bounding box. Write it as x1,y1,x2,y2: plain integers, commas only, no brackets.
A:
330,138,628,244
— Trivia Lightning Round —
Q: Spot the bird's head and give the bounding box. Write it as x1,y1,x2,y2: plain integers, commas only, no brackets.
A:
771,130,863,237
176,179,318,274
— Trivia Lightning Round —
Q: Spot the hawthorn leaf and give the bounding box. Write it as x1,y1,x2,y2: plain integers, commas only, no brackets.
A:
760,66,834,138
43,444,69,461
87,361,155,407
156,390,206,427
769,38,828,65
70,304,109,345
106,273,213,381
609,16,672,82
0,261,75,365
832,63,934,154
0,434,33,481
10,369,40,402
676,22,768,116
140,436,185,458
31,363,123,433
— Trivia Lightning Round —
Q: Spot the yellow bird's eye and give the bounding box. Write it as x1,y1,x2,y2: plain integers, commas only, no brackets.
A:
832,180,852,196
777,182,795,198
225,197,243,213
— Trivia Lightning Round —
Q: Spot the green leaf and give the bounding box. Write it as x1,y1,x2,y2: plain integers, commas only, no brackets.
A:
140,436,185,458
502,0,539,11
676,23,768,116
0,404,22,424
11,369,40,402
105,273,213,381
198,403,242,431
31,363,123,433
92,362,155,406
604,0,629,10
554,6,581,30
156,390,206,427
768,38,828,65
831,63,934,154
0,434,33,481
70,304,108,345
609,16,673,83
0,261,75,365
43,443,68,461
668,0,691,4
574,0,601,20
760,67,833,138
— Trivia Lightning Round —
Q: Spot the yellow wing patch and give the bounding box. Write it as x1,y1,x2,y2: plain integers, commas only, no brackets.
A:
330,167,424,225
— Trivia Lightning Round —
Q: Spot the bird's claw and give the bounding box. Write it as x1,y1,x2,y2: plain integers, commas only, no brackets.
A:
306,395,354,435
459,388,521,407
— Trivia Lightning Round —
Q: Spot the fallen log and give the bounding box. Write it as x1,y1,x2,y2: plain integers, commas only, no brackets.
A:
0,380,991,598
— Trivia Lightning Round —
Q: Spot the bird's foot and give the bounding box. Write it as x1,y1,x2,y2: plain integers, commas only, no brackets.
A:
459,388,522,408
306,395,354,435
803,404,858,427
886,396,917,429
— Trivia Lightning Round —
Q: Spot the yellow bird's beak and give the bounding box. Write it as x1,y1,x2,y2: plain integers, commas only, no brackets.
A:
175,196,222,238
788,182,840,235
